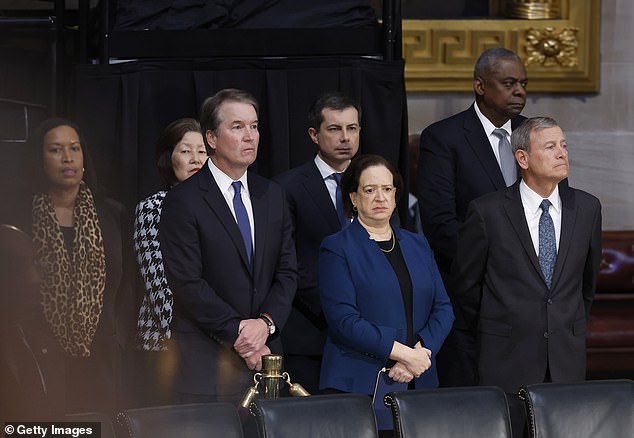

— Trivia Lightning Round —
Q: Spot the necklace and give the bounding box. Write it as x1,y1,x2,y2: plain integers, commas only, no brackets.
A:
379,231,396,253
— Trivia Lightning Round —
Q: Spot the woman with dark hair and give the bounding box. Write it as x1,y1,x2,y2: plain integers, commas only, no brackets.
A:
133,118,207,403
318,154,454,432
24,118,131,413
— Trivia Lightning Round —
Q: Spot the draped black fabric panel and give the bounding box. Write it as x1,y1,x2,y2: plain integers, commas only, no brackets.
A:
70,57,409,223
113,0,376,30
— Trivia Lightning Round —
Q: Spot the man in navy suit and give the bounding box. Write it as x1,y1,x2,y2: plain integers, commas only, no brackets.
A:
416,47,528,387
451,117,601,436
274,91,361,393
160,89,297,403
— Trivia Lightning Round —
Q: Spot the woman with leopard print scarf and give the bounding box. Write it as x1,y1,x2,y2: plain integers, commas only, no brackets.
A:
25,118,132,414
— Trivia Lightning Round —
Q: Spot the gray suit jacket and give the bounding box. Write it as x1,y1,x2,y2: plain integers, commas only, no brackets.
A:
451,181,602,393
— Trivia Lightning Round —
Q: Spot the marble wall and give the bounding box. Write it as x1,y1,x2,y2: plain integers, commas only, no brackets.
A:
406,0,633,230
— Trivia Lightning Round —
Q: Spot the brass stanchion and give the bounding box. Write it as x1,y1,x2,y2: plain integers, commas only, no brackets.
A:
240,355,311,409
260,354,285,399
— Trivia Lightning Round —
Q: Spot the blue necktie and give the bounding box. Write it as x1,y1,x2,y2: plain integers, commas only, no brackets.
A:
232,181,252,262
493,128,517,186
332,173,349,228
539,199,557,288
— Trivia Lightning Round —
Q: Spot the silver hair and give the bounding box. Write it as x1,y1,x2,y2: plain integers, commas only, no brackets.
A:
511,117,560,153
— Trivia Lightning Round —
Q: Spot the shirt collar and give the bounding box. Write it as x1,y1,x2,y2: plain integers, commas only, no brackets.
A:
474,101,512,137
519,179,561,215
408,193,418,210
314,154,348,180
207,158,250,195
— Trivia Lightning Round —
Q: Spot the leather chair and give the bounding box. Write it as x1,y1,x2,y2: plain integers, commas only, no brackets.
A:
587,230,634,374
117,402,243,438
519,379,634,438
249,394,378,438
384,387,512,438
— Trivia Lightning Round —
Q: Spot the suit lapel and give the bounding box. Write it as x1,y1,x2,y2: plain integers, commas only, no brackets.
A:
463,106,506,190
503,183,544,282
302,162,341,233
200,165,253,272
394,227,422,296
550,184,577,289
249,172,267,276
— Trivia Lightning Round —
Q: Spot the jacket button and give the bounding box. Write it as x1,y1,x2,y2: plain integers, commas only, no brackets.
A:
543,332,549,338
547,298,553,304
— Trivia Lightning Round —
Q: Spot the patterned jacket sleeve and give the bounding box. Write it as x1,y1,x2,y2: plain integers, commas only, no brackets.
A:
133,191,172,351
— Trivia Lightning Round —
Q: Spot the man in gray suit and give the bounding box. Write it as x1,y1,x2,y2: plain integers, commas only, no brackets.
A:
451,116,601,434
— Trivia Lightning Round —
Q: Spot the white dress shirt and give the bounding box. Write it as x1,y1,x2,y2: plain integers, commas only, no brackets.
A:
314,154,344,209
207,159,255,252
519,180,562,255
474,101,513,169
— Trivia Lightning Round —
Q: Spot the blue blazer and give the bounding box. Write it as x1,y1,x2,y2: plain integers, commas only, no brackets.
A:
318,219,454,394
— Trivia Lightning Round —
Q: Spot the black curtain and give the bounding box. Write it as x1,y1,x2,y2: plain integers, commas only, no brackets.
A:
70,56,409,223
112,0,377,30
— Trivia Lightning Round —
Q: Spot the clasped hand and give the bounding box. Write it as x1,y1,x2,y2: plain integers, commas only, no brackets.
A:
388,342,432,383
234,318,269,370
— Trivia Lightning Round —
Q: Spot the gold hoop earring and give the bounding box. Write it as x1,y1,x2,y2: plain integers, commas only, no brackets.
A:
352,205,357,212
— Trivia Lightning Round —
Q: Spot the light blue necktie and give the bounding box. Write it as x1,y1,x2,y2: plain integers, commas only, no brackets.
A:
539,199,557,288
232,181,252,262
332,173,349,228
493,128,517,186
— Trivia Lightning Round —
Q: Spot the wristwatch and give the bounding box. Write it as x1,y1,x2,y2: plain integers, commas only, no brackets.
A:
259,313,276,335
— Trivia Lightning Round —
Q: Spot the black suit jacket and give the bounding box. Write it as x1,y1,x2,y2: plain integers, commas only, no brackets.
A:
416,104,526,275
451,181,602,393
273,160,340,355
160,162,297,396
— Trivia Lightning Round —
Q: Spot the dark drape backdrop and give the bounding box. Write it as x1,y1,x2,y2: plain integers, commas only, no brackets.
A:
113,0,377,30
70,56,409,222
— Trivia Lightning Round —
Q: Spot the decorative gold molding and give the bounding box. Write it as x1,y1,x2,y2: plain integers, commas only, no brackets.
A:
403,0,600,92
525,27,578,68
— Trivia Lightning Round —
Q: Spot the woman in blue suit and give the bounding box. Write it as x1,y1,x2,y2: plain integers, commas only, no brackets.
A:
318,154,454,407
